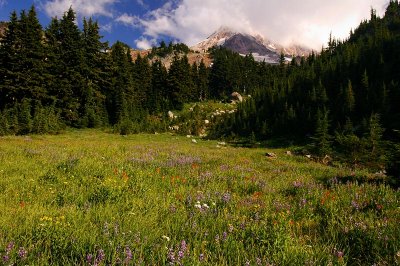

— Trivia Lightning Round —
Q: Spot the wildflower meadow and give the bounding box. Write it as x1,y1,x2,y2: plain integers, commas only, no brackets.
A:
0,130,399,265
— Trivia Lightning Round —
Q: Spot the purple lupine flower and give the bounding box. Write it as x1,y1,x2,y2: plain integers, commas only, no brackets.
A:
86,254,93,265
351,200,360,210
167,248,176,265
18,247,27,259
2,255,9,263
178,250,185,260
222,192,231,203
222,232,228,241
220,164,229,171
335,250,344,259
6,242,14,253
125,246,132,264
293,180,303,188
96,249,105,263
180,240,187,253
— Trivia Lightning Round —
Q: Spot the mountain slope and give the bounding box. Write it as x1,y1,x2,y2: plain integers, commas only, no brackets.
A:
191,27,311,63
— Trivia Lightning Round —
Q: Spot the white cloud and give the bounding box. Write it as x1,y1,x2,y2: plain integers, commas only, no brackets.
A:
115,13,140,27
0,0,7,8
135,36,157,49
101,22,113,33
136,0,389,50
136,0,149,9
43,0,118,18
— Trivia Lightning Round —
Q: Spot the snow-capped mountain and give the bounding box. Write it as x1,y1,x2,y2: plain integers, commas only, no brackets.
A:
191,27,311,64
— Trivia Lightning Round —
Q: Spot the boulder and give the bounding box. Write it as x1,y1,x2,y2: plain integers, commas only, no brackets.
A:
265,152,277,158
285,151,292,156
231,92,243,103
192,139,197,144
204,120,210,124
168,111,174,119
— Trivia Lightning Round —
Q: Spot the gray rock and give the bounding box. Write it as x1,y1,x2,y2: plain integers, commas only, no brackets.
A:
231,92,243,103
266,152,277,158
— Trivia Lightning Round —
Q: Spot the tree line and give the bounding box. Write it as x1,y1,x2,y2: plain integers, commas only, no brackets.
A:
0,6,212,135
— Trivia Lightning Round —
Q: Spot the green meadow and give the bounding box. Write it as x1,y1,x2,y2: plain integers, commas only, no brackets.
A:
0,130,399,265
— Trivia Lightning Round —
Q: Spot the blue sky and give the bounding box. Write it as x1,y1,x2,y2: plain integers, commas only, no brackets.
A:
0,0,172,49
0,0,389,50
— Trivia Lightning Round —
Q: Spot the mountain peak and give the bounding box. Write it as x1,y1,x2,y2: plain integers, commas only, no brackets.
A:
191,27,311,64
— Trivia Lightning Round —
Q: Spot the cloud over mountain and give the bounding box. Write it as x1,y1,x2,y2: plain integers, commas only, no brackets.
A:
136,0,388,50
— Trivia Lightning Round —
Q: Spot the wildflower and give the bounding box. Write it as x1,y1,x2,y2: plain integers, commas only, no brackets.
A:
300,198,307,207
167,248,175,265
114,223,119,235
180,240,187,253
335,250,344,259
6,242,14,253
194,201,202,209
18,247,27,259
245,260,250,266
293,180,302,188
2,255,9,263
162,235,171,242
96,249,105,263
124,246,132,264
351,200,360,210
86,254,93,264
199,253,204,262
222,232,228,241
222,192,231,203
228,224,234,233
256,257,262,265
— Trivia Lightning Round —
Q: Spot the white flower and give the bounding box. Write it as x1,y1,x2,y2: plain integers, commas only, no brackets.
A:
202,204,209,209
162,235,170,241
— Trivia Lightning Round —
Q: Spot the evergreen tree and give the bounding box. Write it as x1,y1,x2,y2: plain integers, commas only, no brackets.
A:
151,60,168,113
344,79,355,113
197,60,210,101
313,109,332,156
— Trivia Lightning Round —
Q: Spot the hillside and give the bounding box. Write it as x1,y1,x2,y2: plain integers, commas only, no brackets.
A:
130,48,213,69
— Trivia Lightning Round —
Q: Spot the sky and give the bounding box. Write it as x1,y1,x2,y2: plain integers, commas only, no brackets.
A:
0,0,390,50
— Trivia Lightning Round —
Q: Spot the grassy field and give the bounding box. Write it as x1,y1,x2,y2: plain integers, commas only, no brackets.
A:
0,130,399,265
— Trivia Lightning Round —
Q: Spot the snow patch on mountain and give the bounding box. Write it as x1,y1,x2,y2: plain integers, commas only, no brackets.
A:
191,26,311,63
